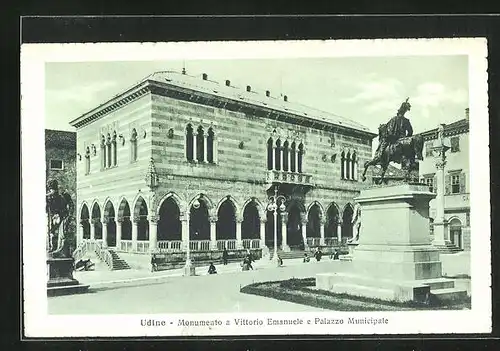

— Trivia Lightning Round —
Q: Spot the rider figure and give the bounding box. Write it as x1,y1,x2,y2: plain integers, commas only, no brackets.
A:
375,98,413,159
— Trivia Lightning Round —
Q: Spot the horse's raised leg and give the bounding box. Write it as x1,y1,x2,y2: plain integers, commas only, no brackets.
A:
378,162,389,185
361,159,377,181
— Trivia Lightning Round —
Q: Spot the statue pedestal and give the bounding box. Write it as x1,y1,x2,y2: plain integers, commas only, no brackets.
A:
316,183,467,303
47,257,89,297
339,242,358,261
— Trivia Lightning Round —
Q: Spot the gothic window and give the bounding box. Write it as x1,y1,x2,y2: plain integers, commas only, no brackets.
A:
100,135,106,170
340,151,345,179
351,152,357,180
207,127,215,163
298,142,304,173
130,128,138,162
112,131,117,166
196,126,204,163
283,140,289,171
267,137,273,170
106,133,112,168
85,147,91,175
186,124,194,161
290,141,296,172
345,151,351,180
275,139,281,171
450,136,460,153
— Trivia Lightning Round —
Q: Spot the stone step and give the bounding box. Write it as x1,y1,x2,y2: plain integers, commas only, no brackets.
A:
422,278,455,290
430,288,468,303
332,282,396,302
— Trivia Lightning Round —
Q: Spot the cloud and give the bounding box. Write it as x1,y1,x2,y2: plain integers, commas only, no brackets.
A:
46,80,119,106
412,82,468,109
342,77,404,105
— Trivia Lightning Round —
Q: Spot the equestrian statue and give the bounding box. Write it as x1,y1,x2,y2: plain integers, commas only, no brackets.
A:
46,179,74,258
361,98,424,184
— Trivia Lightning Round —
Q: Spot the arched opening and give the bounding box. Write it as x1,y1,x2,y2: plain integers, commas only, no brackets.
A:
196,126,205,163
80,204,90,239
216,199,236,240
307,204,321,239
135,197,149,241
186,124,194,161
265,209,282,248
351,151,357,180
275,139,281,171
449,218,463,249
342,204,354,239
283,140,289,171
91,203,102,240
267,137,274,170
242,201,260,239
190,198,210,240
119,200,132,240
325,203,339,239
291,142,297,172
287,204,303,249
207,127,215,163
298,143,304,173
104,201,116,247
158,197,181,241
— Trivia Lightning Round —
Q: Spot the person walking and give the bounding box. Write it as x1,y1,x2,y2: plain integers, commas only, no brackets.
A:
222,248,229,265
151,254,158,272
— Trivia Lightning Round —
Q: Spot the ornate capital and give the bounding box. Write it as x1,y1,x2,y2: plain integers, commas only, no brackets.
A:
209,215,218,223
435,160,447,170
116,217,123,224
260,218,267,224
102,217,109,224
132,216,140,223
148,215,159,223
280,211,288,223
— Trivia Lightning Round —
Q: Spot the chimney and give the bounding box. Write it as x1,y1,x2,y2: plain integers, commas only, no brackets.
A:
284,95,288,102
266,90,270,97
202,73,208,80
246,85,251,92
465,107,469,120
225,80,231,87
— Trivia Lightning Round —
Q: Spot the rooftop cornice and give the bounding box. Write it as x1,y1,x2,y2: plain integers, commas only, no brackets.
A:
418,119,469,141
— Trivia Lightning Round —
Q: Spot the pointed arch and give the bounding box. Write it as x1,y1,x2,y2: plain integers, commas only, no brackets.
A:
80,202,90,239
275,138,281,170
196,125,205,163
240,197,265,220
79,201,90,220
188,193,214,213
306,202,322,239
207,127,215,163
132,195,148,219
158,195,182,241
267,137,274,170
290,141,297,172
286,198,306,214
185,123,194,161
117,197,131,219
215,195,240,220
118,198,132,240
283,140,289,171
342,202,354,239
298,142,304,173
306,200,325,218
242,200,260,240
130,128,138,162
351,151,357,180
346,151,351,180
157,192,186,216
325,201,340,238
103,199,116,219
216,198,237,240
340,151,345,179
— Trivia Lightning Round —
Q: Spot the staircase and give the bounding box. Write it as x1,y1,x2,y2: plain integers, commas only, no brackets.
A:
107,249,131,271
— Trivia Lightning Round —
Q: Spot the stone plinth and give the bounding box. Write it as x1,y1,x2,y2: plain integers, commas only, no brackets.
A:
47,257,89,296
316,183,467,303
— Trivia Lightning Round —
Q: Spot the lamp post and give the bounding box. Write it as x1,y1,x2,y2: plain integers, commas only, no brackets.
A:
183,196,199,277
267,185,286,266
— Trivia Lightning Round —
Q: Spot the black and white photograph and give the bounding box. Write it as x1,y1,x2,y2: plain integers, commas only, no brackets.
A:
21,38,491,337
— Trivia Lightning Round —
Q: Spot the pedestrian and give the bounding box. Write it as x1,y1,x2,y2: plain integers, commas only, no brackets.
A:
222,247,229,265
277,254,284,267
314,247,323,262
151,254,158,272
208,262,217,274
331,249,340,260
303,253,310,263
241,257,250,271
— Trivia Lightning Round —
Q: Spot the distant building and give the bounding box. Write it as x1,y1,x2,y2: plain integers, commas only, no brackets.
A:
45,129,77,204
418,109,470,251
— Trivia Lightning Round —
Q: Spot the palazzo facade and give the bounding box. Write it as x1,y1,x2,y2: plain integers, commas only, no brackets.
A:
70,71,376,256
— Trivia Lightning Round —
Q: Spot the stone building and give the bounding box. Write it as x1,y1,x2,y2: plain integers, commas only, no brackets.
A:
69,71,377,259
418,109,470,250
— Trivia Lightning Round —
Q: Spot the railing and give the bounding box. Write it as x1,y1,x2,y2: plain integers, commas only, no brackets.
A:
306,237,321,247
216,239,237,250
157,240,183,252
242,239,261,249
324,237,339,246
190,240,212,252
265,170,313,186
120,240,133,253
94,241,113,269
137,241,150,253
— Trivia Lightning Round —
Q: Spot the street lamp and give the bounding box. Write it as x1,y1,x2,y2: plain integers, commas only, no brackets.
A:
184,198,199,276
267,185,286,266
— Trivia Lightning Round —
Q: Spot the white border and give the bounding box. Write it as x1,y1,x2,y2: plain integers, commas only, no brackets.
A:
21,39,491,337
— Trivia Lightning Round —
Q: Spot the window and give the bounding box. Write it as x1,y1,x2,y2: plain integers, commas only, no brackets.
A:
130,128,138,162
298,143,304,173
351,152,357,181
100,135,106,169
85,147,91,175
275,139,281,171
267,137,273,170
450,136,460,153
49,159,63,170
424,176,436,193
345,152,351,180
425,142,433,157
340,151,345,179
283,141,289,171
290,142,296,172
451,174,460,194
196,126,204,163
112,131,117,166
186,124,194,161
207,127,215,163
106,134,112,168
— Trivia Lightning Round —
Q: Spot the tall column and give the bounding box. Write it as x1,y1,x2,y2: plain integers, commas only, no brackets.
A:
301,214,308,250
181,212,190,251
77,222,84,246
101,217,108,248
236,216,243,249
259,218,266,248
148,215,158,253
343,159,348,180
116,218,122,251
131,216,139,252
432,155,450,247
353,161,358,180
210,216,218,250
193,132,198,162
213,138,218,164
337,221,342,244
203,134,208,162
90,219,96,240
319,217,325,246
281,212,290,252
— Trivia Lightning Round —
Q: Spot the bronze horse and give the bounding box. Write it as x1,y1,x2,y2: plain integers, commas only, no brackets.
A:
361,126,424,184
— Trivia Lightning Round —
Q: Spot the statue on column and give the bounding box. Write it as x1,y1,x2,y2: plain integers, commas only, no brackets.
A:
361,98,424,183
46,179,73,258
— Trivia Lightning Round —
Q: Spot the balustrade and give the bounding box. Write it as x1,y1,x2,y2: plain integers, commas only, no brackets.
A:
136,241,150,253
306,237,321,247
266,170,313,186
216,239,237,250
157,240,183,252
242,239,261,249
324,237,339,246
189,240,212,252
119,240,133,252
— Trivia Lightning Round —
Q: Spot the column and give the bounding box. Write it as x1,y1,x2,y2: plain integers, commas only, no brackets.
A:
111,142,116,166
343,159,348,180
213,138,218,164
319,218,325,246
354,161,358,180
131,216,139,252
101,217,108,248
193,133,198,162
301,215,308,250
279,147,283,171
181,212,190,251
148,215,158,253
281,212,289,252
210,216,217,250
272,146,276,170
432,156,450,247
259,218,267,248
203,134,208,163
337,221,342,244
294,150,299,173
90,219,96,240
236,216,243,249
116,218,122,251
77,222,84,246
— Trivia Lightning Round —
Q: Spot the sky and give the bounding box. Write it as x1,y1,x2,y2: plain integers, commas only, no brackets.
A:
45,56,469,145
